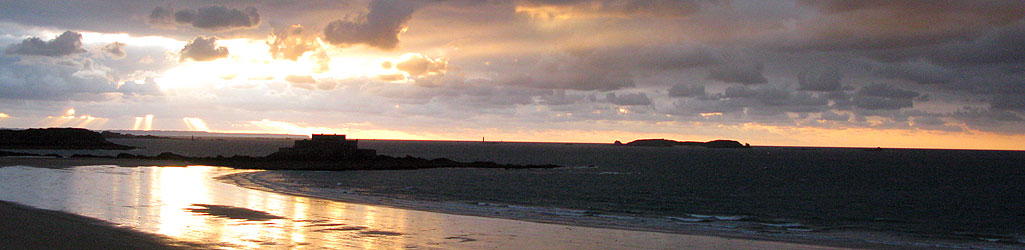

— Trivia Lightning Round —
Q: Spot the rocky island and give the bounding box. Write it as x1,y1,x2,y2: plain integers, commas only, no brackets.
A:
613,139,750,148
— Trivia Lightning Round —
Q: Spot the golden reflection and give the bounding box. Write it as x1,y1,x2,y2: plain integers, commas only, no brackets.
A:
153,167,212,237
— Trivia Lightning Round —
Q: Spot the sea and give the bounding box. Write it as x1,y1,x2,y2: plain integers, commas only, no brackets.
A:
11,137,1025,249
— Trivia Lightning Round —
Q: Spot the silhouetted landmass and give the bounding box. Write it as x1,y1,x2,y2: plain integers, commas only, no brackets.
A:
0,128,134,150
1,133,560,171
617,139,750,148
100,131,172,140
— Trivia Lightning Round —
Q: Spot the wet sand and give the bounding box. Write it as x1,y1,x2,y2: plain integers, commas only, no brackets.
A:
0,200,204,250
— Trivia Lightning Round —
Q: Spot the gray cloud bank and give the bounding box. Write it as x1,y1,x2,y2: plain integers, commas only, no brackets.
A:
150,6,261,31
4,31,86,57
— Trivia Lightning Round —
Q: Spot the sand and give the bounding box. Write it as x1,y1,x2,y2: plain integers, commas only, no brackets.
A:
0,201,206,250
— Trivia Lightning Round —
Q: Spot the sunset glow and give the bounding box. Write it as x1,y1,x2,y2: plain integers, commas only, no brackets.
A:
1,1,1023,150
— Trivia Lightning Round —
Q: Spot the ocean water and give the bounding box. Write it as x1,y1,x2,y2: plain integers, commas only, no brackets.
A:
18,138,1025,248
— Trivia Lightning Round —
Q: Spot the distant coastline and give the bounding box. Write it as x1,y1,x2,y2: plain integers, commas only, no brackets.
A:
0,128,134,150
614,138,750,148
0,128,559,171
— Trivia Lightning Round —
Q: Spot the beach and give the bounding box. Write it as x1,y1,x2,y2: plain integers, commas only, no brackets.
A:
0,200,200,250
0,161,874,250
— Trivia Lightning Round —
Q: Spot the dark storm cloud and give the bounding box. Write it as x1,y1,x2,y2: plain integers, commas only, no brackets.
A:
101,42,126,59
922,21,1025,66
667,84,705,98
323,0,420,50
605,92,650,106
4,31,86,57
797,69,842,91
791,0,1025,51
851,83,920,110
167,6,261,31
179,37,228,62
707,62,766,84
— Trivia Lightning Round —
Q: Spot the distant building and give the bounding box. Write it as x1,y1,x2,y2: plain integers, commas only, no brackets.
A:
270,134,376,160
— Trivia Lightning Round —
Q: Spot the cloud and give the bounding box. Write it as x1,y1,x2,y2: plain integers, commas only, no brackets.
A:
674,85,831,118
910,116,962,132
395,53,446,77
791,1,1025,51
990,94,1025,111
179,37,228,62
819,111,850,121
322,0,420,50
377,73,406,82
668,84,705,98
517,0,705,19
503,51,635,91
284,74,315,90
707,62,767,84
268,25,317,61
4,31,86,57
874,60,953,85
0,57,159,100
852,83,920,110
285,74,338,90
605,92,651,106
313,50,331,73
798,69,842,91
169,6,261,31
100,42,126,59
118,78,161,96
147,7,175,28
539,90,584,105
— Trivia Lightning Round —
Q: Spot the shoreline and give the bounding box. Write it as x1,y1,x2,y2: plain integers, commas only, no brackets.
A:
0,162,863,250
0,157,1017,250
219,170,980,250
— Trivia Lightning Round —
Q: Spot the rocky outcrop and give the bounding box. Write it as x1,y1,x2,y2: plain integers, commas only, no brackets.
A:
0,128,134,150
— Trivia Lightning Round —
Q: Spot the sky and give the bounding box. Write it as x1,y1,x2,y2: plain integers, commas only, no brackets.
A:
0,0,1023,150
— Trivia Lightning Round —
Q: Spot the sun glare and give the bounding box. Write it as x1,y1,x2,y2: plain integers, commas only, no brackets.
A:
183,117,210,132
133,114,154,131
155,37,398,91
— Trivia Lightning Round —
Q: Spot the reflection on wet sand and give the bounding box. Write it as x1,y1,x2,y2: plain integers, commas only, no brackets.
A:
0,165,852,250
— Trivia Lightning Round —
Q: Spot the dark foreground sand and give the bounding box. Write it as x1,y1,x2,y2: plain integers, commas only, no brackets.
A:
0,201,204,250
